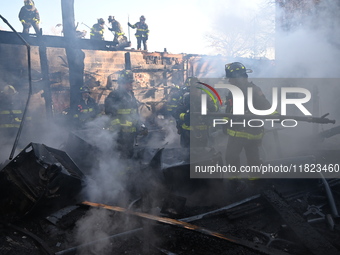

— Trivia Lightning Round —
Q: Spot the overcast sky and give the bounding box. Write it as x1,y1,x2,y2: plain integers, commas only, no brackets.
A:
2,0,270,55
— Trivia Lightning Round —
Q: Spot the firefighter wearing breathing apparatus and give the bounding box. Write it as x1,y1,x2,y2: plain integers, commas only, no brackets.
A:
176,77,217,148
73,86,99,129
104,70,147,159
224,62,273,169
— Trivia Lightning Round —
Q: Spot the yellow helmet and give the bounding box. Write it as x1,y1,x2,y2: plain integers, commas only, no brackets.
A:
117,70,134,84
3,85,17,95
24,0,34,6
184,77,199,87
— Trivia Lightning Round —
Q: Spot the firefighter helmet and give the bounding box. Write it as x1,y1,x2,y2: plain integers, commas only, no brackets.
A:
140,15,146,21
183,92,190,106
24,0,34,6
98,18,105,25
79,86,90,93
184,77,199,87
171,83,180,90
225,62,251,78
117,70,134,84
3,85,18,95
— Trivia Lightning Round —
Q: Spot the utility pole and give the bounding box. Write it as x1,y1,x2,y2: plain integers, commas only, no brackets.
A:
61,0,85,113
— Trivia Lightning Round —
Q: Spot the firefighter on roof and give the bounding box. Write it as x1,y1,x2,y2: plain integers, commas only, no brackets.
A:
19,0,40,35
128,15,149,51
90,18,105,40
108,16,126,46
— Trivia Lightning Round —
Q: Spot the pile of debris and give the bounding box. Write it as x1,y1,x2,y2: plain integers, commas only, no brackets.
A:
1,142,340,255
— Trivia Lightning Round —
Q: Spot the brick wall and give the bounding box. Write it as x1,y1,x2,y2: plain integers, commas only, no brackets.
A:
0,43,219,116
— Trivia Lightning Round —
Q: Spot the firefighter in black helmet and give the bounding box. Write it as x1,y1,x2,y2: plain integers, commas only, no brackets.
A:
104,70,147,158
90,18,105,40
128,15,149,51
73,86,99,129
224,62,273,171
19,0,40,34
176,77,217,148
108,16,126,46
0,85,28,148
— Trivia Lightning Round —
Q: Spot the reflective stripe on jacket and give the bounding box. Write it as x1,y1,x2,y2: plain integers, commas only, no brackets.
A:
0,109,23,129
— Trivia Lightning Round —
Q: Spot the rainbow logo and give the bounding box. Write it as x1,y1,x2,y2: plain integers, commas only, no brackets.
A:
197,82,223,106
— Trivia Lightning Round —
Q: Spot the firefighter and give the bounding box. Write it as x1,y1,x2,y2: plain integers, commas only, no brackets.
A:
108,16,126,46
176,79,217,148
0,85,25,147
128,15,149,51
18,0,40,35
104,70,147,158
224,62,273,169
90,18,105,40
73,86,99,129
165,84,182,118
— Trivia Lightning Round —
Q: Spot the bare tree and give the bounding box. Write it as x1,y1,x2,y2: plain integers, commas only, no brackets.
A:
206,0,275,59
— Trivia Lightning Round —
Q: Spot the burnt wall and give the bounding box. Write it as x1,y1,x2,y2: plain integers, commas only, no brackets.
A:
0,42,220,117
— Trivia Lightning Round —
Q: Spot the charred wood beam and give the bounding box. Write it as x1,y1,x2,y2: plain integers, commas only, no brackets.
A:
0,31,119,51
262,189,339,255
2,222,54,255
125,52,131,70
61,0,84,112
38,34,53,119
180,194,261,222
82,201,291,255
319,125,340,138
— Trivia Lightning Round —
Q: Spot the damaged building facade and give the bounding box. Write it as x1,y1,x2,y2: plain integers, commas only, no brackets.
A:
1,0,340,254
0,32,225,123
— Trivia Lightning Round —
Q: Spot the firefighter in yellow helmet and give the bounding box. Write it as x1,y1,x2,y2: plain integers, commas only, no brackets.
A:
104,70,147,158
19,0,40,34
128,15,149,51
224,62,272,170
90,18,105,40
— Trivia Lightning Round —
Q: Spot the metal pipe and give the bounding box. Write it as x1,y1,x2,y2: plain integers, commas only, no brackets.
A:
319,172,339,218
0,15,33,160
127,15,131,42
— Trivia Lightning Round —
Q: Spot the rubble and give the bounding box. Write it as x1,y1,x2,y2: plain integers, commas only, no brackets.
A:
0,140,340,254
